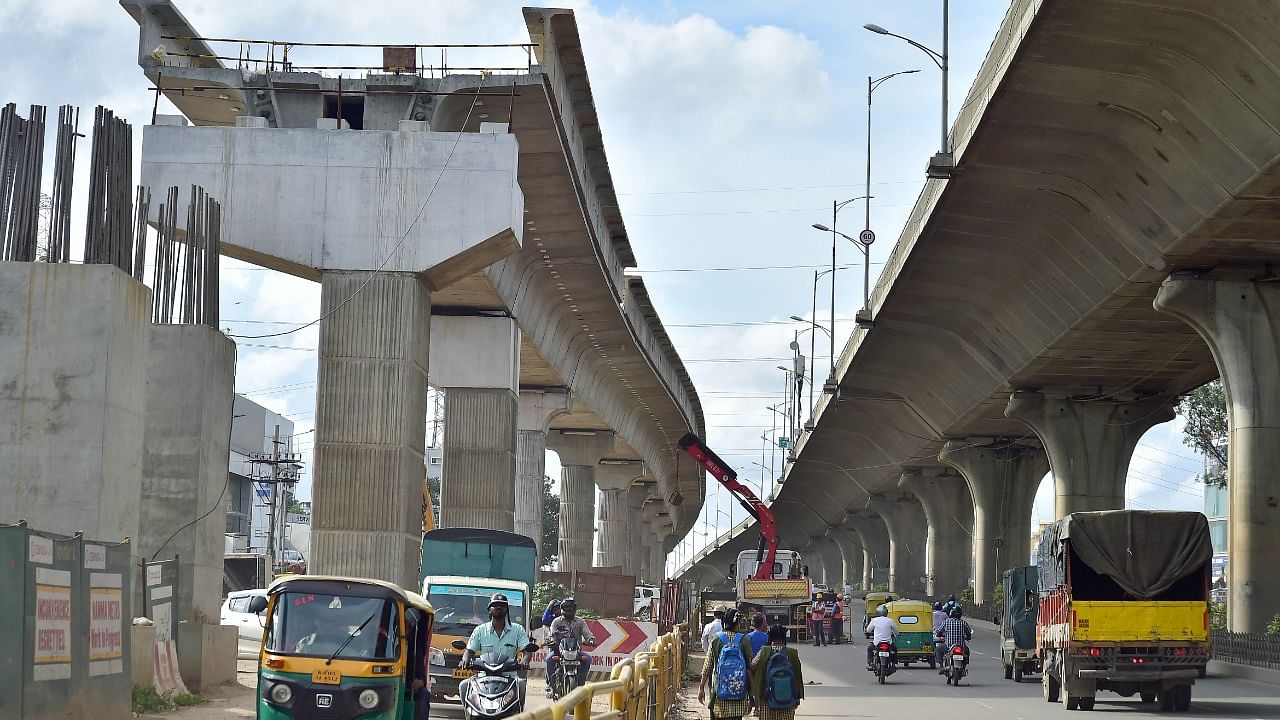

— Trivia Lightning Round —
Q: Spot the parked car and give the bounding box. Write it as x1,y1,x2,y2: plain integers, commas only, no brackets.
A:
634,585,659,618
275,549,307,575
220,589,268,659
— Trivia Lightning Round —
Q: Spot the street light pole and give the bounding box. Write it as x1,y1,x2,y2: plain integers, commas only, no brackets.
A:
865,0,951,178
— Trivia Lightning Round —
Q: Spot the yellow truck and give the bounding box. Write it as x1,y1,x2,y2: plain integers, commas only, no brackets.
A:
734,549,812,638
1036,510,1211,713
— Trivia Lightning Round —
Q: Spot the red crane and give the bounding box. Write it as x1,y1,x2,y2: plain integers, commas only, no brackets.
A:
678,433,778,580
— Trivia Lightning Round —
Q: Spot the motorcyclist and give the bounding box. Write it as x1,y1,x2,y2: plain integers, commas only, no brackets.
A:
462,593,531,679
864,604,898,669
936,605,973,673
541,598,562,629
545,597,596,695
941,594,959,615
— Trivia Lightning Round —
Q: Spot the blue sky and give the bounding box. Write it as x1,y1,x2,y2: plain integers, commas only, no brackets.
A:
0,1,1210,565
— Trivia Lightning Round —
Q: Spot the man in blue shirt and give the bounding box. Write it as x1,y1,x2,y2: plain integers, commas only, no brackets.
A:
746,612,769,657
462,594,531,678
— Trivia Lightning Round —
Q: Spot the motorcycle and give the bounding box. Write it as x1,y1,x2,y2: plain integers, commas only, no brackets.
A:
943,644,969,686
867,641,897,685
451,640,540,720
547,636,594,700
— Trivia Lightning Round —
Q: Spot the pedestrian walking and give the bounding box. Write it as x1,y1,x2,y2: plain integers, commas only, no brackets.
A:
700,609,754,720
747,613,770,657
751,625,803,720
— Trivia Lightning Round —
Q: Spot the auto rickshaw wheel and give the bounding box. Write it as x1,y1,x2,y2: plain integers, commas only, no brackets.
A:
1004,663,1013,680
1140,692,1156,704
928,657,936,669
1014,665,1024,683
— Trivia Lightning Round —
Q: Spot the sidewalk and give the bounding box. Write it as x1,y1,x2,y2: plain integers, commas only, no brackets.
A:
134,662,257,719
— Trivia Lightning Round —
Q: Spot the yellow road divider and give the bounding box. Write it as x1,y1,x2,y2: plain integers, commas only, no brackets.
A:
514,627,686,720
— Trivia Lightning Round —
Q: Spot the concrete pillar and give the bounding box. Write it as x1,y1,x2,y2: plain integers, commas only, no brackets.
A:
1155,273,1280,633
866,495,929,595
1005,392,1174,516
815,538,844,587
1,261,149,592
547,431,614,571
595,462,643,569
626,484,649,576
899,470,974,598
138,326,236,625
830,530,865,591
939,439,1047,603
433,316,521,531
514,390,571,563
649,530,667,583
312,271,429,587
845,515,890,590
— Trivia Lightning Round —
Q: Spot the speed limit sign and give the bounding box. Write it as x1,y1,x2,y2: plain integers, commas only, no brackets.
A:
858,229,876,245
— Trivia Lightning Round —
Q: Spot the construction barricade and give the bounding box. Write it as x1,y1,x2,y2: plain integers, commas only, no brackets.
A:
0,522,132,720
514,626,685,720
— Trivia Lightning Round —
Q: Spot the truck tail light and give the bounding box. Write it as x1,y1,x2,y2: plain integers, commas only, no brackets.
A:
1088,647,1101,657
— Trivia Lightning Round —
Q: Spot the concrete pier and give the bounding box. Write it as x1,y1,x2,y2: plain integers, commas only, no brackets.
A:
548,432,613,570
845,514,890,590
1005,392,1173,517
595,462,643,569
1155,274,1280,633
515,390,570,561
830,530,865,591
940,439,1047,602
138,325,236,623
867,494,928,595
311,271,430,588
0,263,149,551
626,484,649,576
899,470,973,597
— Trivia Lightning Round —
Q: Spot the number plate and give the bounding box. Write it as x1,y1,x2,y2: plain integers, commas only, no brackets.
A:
312,668,342,685
878,652,889,658
453,668,477,679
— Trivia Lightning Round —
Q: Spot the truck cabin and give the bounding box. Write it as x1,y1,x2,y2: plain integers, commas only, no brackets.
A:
734,550,803,582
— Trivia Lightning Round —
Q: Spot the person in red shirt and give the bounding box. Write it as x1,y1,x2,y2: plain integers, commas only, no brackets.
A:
831,595,844,644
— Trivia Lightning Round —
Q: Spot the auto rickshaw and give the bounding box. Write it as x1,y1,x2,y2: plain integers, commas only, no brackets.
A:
253,575,435,719
882,599,936,668
861,591,901,638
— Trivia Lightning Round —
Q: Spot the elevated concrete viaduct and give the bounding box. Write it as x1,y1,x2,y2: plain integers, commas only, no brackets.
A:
677,0,1280,632
123,1,704,586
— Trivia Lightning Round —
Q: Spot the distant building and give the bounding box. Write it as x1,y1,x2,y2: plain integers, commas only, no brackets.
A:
227,395,298,555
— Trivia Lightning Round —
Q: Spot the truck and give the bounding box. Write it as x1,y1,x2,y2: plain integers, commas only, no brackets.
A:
419,527,537,701
733,548,812,636
1036,510,1212,713
679,434,812,636
1001,565,1041,682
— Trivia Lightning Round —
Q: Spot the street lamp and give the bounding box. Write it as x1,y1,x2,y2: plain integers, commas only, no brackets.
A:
790,314,831,428
812,196,868,399
865,1,952,178
813,223,876,330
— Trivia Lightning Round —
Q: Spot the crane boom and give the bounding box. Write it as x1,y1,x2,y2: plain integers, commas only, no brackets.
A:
678,433,778,580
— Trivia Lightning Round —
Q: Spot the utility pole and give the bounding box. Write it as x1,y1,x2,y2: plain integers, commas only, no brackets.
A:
250,424,303,573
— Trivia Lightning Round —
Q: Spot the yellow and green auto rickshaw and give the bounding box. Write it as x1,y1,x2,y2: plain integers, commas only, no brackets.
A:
861,591,901,638
253,575,435,719
883,599,936,668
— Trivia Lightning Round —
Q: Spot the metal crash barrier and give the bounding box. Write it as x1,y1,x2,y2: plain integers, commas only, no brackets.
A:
514,626,686,720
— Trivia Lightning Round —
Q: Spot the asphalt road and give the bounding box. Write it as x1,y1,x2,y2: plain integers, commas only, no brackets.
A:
786,623,1279,720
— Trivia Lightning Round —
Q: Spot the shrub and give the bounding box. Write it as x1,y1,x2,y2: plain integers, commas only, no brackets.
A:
1266,612,1280,637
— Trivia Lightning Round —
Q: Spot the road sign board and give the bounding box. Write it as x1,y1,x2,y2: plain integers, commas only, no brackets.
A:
858,229,875,244
777,437,789,449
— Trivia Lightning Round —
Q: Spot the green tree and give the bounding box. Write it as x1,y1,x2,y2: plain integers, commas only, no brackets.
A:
1267,612,1280,637
1177,379,1227,486
542,475,560,568
960,585,975,603
991,582,1005,614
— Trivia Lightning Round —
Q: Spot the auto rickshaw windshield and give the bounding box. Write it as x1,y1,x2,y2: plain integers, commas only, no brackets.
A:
265,592,401,660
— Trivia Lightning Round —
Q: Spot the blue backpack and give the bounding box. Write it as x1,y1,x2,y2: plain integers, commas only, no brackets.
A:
713,632,747,701
764,648,798,710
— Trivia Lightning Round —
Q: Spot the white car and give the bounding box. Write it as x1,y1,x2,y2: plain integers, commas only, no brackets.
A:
635,585,659,618
220,589,268,659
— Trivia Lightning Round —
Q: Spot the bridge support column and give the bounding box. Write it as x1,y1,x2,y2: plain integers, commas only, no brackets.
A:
899,470,973,598
548,431,614,571
845,514,890,590
1155,273,1280,633
515,390,571,562
626,484,649,577
596,462,644,569
830,530,865,592
434,316,521,530
312,271,430,587
649,523,668,583
940,439,1047,603
867,495,929,596
1005,392,1174,517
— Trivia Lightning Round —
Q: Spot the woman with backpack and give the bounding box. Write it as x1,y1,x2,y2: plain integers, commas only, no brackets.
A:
698,608,754,720
751,625,804,720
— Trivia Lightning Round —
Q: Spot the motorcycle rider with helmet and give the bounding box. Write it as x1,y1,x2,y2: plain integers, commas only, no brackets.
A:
936,605,973,673
462,593,531,679
545,597,596,696
864,604,899,669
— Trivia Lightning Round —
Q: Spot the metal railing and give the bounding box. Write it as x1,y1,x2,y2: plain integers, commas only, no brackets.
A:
1211,630,1280,670
513,627,686,720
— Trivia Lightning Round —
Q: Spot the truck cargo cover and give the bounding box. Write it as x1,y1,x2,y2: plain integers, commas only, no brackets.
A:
1037,511,1211,599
